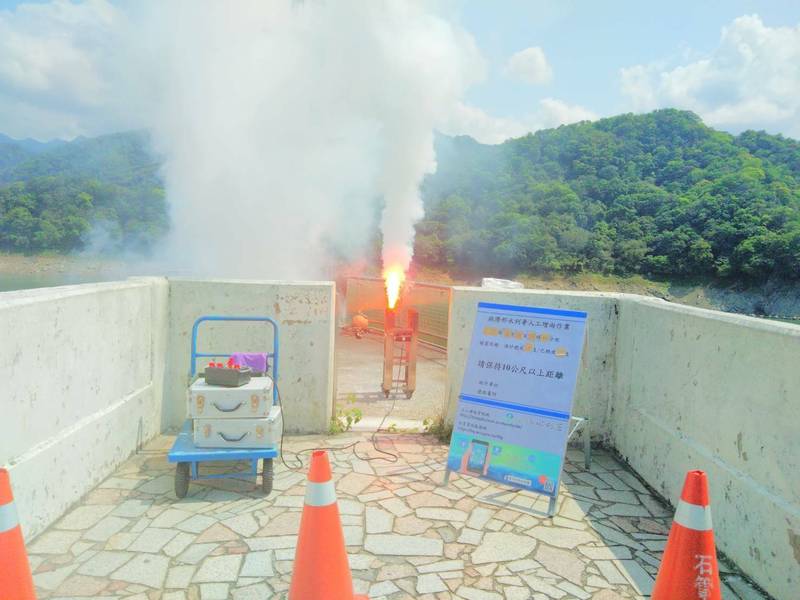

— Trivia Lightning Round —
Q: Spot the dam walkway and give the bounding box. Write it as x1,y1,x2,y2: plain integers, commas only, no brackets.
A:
27,433,764,599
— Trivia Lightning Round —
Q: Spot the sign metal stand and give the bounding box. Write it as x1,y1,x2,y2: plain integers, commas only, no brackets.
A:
442,415,590,517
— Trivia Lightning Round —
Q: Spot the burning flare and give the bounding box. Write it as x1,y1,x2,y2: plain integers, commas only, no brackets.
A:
383,265,405,309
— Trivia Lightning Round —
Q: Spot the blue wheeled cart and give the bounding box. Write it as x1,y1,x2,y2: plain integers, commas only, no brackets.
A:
167,316,280,498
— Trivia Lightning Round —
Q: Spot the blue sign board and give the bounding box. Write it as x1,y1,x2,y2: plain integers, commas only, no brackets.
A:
446,302,587,496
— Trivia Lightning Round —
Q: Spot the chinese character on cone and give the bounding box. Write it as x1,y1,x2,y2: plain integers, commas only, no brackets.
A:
0,469,37,600
288,450,368,600
652,470,721,600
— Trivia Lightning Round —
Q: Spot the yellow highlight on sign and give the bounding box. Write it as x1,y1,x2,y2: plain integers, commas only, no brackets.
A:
503,329,513,337
524,343,533,352
514,331,524,340
555,347,568,357
483,326,499,336
540,332,551,342
527,331,537,340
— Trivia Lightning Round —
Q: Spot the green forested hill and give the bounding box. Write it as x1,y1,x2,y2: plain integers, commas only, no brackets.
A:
1,109,799,281
0,143,30,172
0,131,159,188
0,132,166,253
417,109,800,282
734,130,800,181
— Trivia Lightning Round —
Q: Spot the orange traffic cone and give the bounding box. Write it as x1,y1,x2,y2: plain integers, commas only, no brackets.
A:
0,468,36,600
289,450,367,600
652,470,721,600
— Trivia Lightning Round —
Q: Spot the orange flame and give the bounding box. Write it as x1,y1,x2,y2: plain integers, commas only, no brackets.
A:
383,265,405,309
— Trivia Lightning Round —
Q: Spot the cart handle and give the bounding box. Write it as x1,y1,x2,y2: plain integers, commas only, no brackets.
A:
190,315,280,406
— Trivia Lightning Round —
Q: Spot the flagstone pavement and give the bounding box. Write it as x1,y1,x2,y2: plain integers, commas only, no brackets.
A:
27,433,766,600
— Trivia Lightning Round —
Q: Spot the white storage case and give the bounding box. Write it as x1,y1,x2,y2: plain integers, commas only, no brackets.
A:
188,376,273,419
193,405,282,449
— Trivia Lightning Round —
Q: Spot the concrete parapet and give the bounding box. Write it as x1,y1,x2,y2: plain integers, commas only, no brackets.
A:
0,277,336,540
446,287,799,599
0,279,168,539
163,278,336,434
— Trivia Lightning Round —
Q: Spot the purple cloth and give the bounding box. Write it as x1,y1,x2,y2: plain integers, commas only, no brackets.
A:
230,352,269,375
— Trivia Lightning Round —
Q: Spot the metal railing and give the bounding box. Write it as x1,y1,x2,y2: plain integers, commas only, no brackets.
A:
344,277,450,350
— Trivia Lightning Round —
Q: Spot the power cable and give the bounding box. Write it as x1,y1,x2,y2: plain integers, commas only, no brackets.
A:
273,379,357,471
274,328,410,471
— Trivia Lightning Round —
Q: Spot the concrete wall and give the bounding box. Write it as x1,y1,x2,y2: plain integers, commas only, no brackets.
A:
446,287,799,599
0,279,168,539
164,279,336,433
447,288,621,439
612,296,800,599
1,276,335,540
5,277,795,597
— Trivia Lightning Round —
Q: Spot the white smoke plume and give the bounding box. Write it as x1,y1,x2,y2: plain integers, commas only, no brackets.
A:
114,1,483,278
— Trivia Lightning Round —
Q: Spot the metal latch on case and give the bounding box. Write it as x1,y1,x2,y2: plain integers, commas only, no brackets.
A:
251,395,259,412
197,395,205,413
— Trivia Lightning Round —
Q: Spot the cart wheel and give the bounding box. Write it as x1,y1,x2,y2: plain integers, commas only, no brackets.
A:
175,462,190,499
261,458,274,496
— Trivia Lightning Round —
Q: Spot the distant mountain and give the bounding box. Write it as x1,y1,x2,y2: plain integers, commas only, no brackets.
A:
0,131,160,188
0,131,167,255
419,109,800,282
0,133,67,156
1,110,799,284
0,140,30,172
734,130,800,181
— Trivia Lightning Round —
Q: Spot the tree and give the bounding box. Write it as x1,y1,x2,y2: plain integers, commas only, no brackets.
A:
421,109,800,282
1,206,37,251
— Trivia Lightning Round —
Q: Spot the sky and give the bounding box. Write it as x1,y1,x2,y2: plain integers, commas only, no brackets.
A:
0,0,798,143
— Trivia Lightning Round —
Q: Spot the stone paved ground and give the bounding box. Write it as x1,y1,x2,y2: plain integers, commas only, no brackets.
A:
27,433,765,600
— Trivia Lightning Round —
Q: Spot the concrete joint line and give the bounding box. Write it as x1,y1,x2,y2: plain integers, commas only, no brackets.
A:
635,406,800,519
6,382,153,468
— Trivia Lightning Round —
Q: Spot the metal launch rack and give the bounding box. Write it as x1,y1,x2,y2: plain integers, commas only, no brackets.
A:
381,307,419,398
